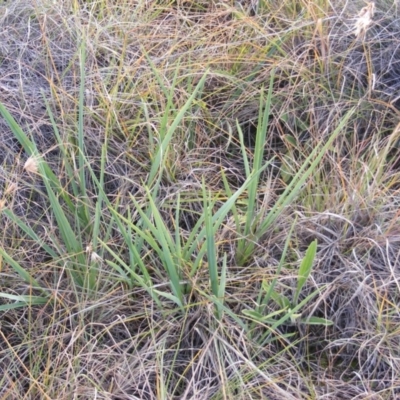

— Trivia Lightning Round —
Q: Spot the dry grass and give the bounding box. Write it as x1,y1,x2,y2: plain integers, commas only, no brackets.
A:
1,0,400,399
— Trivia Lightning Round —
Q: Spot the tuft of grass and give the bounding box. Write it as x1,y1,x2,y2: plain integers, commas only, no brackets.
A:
1,0,400,398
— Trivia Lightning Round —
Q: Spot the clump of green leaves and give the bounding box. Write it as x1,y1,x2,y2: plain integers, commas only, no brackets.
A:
243,235,333,344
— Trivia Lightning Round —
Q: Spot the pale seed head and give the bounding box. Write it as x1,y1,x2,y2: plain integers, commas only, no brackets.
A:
24,156,39,174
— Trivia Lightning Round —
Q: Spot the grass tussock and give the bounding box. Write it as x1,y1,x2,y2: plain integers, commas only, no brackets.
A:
1,0,400,398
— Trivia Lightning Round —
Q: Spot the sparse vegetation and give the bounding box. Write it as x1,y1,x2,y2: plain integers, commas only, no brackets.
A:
1,1,400,399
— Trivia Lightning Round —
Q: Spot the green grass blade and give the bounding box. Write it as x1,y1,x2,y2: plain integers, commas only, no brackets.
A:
0,297,48,311
273,288,326,330
258,218,297,311
293,239,317,306
147,70,209,188
239,107,356,264
41,91,80,199
174,193,182,263
146,188,183,308
243,70,275,237
41,170,85,283
0,102,88,287
236,70,275,262
0,102,76,215
299,316,333,326
87,143,108,289
189,161,272,273
0,248,46,294
0,103,36,153
107,207,159,280
236,120,251,179
218,253,227,314
2,209,58,259
196,288,248,331
202,178,219,299
77,37,90,225
261,283,291,310
259,108,355,234
99,238,162,307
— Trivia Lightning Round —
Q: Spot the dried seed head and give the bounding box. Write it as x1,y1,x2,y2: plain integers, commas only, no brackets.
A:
91,252,102,263
353,2,375,41
4,182,18,196
24,156,39,174
0,198,6,211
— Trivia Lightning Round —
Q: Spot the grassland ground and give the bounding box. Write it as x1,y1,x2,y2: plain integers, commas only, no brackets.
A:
1,1,400,399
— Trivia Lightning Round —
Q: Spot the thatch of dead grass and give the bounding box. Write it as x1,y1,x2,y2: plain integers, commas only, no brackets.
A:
1,1,400,399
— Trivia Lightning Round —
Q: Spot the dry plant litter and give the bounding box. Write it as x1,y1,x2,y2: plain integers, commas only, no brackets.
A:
1,0,400,399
